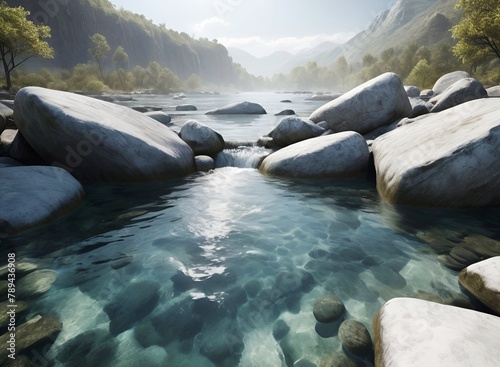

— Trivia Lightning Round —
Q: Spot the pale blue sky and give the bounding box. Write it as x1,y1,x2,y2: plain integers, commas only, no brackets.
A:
111,0,396,56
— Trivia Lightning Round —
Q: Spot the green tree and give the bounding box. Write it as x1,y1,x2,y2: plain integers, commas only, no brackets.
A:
88,33,110,78
452,0,500,64
362,53,377,68
0,2,54,90
111,45,129,70
333,56,349,89
406,59,435,89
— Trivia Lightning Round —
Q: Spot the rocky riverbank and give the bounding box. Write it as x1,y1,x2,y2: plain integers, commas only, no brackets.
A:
1,70,500,366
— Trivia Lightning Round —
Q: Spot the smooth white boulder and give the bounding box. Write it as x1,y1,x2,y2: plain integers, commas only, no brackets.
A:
310,73,412,134
260,132,369,178
373,98,500,207
0,166,85,235
459,256,500,315
14,87,194,182
429,78,487,113
432,71,470,95
374,298,500,367
268,116,325,147
206,101,266,115
179,119,225,156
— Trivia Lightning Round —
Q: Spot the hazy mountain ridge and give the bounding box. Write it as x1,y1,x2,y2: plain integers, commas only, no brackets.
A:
5,0,239,85
229,48,295,77
316,0,460,65
229,41,339,77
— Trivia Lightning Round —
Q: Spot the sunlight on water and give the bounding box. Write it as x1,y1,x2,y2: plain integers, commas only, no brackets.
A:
2,93,499,367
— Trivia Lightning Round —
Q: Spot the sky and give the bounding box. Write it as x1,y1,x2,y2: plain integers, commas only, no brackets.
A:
110,0,396,57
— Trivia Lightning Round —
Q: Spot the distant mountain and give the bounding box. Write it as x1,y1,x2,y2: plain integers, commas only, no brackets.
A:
5,0,239,85
280,41,340,72
229,48,294,77
229,41,340,77
314,0,460,65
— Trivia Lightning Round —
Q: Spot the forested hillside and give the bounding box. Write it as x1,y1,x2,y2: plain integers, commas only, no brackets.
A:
4,0,239,85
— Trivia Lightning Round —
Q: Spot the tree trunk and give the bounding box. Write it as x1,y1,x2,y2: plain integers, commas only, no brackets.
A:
1,57,11,90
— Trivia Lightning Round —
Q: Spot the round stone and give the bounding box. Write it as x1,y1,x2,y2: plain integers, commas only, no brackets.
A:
338,319,373,356
313,295,345,323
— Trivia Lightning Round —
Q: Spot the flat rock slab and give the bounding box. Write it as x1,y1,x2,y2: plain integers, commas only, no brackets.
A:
459,256,500,315
373,98,500,207
0,166,85,235
373,297,500,367
260,132,369,179
14,87,194,182
0,315,62,364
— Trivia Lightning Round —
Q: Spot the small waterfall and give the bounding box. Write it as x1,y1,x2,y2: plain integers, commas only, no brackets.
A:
215,146,271,169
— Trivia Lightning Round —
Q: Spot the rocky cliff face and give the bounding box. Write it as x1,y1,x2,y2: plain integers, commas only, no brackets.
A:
5,0,237,84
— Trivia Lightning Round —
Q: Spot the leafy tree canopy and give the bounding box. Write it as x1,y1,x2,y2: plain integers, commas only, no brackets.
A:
0,1,53,89
452,0,500,64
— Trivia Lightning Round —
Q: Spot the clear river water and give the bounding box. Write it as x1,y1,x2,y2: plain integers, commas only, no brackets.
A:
1,92,499,367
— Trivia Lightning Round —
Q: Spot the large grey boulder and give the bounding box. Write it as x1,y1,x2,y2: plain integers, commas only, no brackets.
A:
260,132,369,178
310,73,412,134
14,87,194,182
206,101,266,115
429,78,487,113
179,119,225,156
268,116,325,147
373,98,500,207
432,71,470,95
0,166,85,235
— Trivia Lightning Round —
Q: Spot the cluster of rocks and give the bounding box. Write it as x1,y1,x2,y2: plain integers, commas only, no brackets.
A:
312,295,373,365
0,262,61,366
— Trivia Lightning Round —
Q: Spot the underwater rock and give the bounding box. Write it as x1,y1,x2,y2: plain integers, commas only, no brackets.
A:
0,315,62,364
338,319,373,357
272,319,290,341
199,319,244,365
103,280,160,336
57,328,118,367
17,269,57,299
313,295,345,323
319,353,357,367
